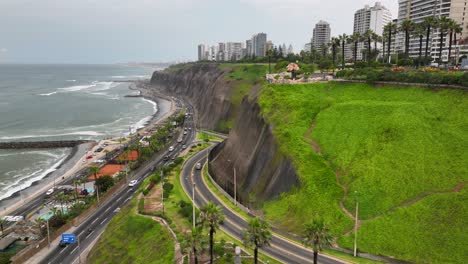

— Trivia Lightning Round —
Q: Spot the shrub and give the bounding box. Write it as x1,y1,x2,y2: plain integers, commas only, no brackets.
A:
460,72,468,87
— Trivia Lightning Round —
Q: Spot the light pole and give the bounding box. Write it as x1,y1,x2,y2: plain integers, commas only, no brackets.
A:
46,219,50,248
353,191,359,257
161,169,164,214
227,159,237,205
192,181,196,228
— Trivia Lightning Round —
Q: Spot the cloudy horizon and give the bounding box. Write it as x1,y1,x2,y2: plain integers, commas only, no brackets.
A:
0,0,398,64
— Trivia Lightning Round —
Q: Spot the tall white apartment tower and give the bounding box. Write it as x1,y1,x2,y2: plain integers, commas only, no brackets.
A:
353,2,392,60
312,20,331,50
397,0,468,62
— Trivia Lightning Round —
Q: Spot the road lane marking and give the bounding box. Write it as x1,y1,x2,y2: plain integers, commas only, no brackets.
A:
86,230,94,238
124,197,131,202
100,217,108,225
116,196,122,202
70,246,78,255
59,247,67,254
104,206,111,213
90,217,99,225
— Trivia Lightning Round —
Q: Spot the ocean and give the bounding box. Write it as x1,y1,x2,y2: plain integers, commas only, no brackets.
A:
0,64,159,201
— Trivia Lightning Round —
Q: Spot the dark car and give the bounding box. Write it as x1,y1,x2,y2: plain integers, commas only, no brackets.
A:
59,240,68,247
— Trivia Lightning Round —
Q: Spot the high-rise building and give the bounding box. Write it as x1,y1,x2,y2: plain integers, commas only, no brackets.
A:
353,2,392,60
246,39,253,57
252,33,267,57
226,42,243,61
266,41,274,54
304,43,312,52
217,43,226,61
396,0,467,62
312,20,331,50
287,44,294,54
198,44,206,61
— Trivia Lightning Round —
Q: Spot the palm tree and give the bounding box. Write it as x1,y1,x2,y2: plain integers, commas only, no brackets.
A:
385,22,397,63
90,165,101,204
181,227,207,264
199,202,224,264
413,22,426,67
338,34,348,69
303,219,334,264
330,37,341,71
243,217,272,264
72,179,80,201
348,32,361,63
363,29,374,64
423,16,437,60
436,16,451,64
0,218,6,235
400,19,415,57
447,19,462,65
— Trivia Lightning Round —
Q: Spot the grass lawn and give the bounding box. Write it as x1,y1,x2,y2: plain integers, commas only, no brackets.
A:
88,198,174,264
258,81,467,263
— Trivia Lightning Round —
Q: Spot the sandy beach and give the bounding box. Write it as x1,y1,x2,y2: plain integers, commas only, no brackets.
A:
0,82,174,218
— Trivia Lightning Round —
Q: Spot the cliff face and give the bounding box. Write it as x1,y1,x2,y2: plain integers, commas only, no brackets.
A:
150,64,299,203
150,64,233,130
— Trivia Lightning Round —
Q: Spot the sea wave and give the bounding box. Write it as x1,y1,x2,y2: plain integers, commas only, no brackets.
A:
0,153,68,201
39,91,58,96
0,131,105,140
39,81,117,96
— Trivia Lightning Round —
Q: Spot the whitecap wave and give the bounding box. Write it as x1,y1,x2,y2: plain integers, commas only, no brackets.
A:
0,153,68,201
39,91,58,96
142,98,158,113
66,80,76,82
0,131,104,140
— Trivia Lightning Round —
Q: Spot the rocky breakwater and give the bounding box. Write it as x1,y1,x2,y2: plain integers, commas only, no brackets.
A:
0,140,94,149
150,63,299,206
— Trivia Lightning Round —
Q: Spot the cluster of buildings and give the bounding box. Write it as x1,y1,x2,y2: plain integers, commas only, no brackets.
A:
197,33,294,61
197,1,467,63
305,0,467,63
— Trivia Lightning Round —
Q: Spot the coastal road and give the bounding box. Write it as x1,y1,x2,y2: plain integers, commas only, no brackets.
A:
181,147,347,264
38,98,197,264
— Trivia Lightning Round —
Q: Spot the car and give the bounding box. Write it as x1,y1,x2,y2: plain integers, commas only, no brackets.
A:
45,188,54,196
195,162,202,170
163,155,169,161
114,207,121,213
188,127,192,130
59,240,68,247
182,145,187,149
184,127,187,131
128,180,138,187
168,146,174,152
183,131,188,135
177,138,183,143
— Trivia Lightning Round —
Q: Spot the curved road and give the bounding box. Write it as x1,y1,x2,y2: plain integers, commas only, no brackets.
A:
181,147,347,264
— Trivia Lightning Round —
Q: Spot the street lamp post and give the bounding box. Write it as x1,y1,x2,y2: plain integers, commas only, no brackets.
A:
192,181,196,228
161,169,164,214
233,167,237,206
46,219,50,248
353,191,359,257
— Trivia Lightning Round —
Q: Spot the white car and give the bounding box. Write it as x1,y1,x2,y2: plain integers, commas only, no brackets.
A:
168,146,174,152
183,131,188,135
195,162,202,170
128,180,138,187
45,188,54,196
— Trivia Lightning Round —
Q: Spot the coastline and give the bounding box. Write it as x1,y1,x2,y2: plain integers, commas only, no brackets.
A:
0,81,172,217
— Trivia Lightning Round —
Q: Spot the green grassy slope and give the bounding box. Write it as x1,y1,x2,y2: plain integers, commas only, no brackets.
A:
258,82,467,263
88,199,174,264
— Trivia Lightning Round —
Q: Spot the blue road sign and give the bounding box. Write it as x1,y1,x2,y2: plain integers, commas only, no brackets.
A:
61,233,76,243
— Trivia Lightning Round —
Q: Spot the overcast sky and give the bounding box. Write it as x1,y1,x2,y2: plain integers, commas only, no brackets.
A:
0,0,398,63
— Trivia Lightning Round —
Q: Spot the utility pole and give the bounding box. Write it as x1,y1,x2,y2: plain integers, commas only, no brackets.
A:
46,219,50,248
161,169,164,214
192,181,196,228
353,191,359,257
96,185,100,206
233,167,237,206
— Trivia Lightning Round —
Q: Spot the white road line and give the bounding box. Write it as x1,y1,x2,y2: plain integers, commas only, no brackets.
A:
100,217,108,225
126,188,132,193
86,230,94,238
90,217,99,225
59,247,67,254
70,246,78,255
116,196,122,202
124,197,131,202
104,206,111,213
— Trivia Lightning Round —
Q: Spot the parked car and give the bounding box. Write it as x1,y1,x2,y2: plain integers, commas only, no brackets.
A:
182,145,187,149
168,146,174,152
128,180,138,187
59,240,68,247
195,162,202,170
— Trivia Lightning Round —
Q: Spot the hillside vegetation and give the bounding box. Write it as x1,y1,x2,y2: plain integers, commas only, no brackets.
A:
258,82,467,263
88,199,174,264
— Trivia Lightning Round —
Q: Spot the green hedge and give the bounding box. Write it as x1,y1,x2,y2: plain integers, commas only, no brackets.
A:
336,68,468,87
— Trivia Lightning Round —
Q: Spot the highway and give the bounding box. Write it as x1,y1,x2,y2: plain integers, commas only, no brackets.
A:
38,99,197,264
181,148,347,264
